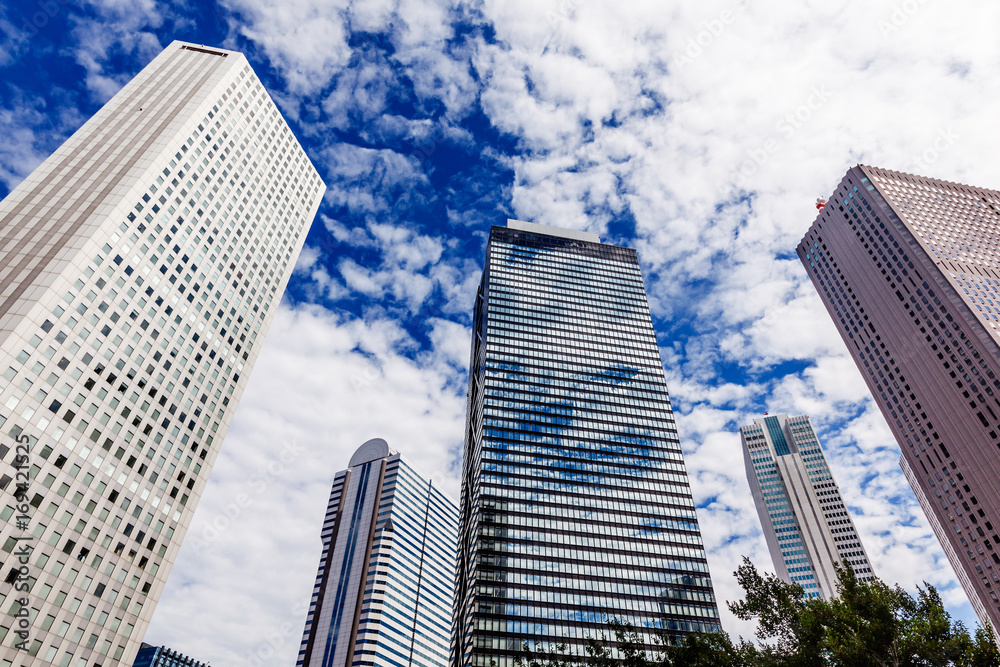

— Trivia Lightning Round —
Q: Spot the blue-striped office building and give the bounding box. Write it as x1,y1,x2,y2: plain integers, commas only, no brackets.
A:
297,439,458,667
131,642,207,667
741,414,874,599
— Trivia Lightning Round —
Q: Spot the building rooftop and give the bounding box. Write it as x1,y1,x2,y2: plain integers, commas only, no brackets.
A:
506,218,601,243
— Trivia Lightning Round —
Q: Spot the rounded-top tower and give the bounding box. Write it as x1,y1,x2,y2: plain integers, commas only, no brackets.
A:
348,438,391,467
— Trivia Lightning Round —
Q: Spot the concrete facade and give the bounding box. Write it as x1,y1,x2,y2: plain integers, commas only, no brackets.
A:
0,41,324,665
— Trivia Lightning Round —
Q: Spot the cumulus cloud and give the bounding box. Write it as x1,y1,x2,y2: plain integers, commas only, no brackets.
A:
145,304,467,664
223,0,481,127
331,221,469,314
321,143,431,215
0,98,51,191
69,0,165,101
222,0,353,95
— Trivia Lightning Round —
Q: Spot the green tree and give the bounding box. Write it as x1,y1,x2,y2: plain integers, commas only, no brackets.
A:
728,556,825,666
729,556,1000,667
654,629,759,667
511,557,1000,667
515,619,757,667
511,641,584,667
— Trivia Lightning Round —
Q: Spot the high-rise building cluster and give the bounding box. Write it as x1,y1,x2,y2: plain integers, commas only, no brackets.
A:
0,34,997,667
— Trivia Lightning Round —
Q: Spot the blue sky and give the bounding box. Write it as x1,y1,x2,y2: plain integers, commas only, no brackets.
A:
3,0,999,663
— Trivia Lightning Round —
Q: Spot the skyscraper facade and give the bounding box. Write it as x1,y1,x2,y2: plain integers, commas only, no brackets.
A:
297,439,458,667
0,41,324,664
741,413,874,599
453,220,720,667
799,165,1000,634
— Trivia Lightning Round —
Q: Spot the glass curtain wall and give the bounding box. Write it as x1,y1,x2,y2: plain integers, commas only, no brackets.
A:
453,224,720,667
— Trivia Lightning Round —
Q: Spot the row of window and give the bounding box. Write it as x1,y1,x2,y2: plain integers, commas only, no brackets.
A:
0,59,319,662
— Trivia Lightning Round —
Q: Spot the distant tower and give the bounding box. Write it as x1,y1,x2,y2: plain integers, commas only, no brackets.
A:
741,414,874,599
297,439,458,667
799,164,1000,635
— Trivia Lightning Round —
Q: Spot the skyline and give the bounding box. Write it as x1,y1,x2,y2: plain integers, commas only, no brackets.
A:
2,0,998,663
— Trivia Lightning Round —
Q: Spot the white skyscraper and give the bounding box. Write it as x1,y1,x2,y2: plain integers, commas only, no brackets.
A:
740,414,874,599
297,439,457,667
0,41,324,664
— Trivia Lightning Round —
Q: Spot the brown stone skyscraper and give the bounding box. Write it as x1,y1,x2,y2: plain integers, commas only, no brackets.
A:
798,165,1000,634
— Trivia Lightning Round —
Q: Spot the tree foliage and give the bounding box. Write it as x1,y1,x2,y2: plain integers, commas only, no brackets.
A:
512,558,999,667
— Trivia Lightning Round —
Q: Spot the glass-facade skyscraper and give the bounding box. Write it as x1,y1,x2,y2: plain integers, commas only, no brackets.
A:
453,220,720,667
297,439,458,667
131,642,206,667
741,413,874,599
0,41,324,664
799,165,1000,635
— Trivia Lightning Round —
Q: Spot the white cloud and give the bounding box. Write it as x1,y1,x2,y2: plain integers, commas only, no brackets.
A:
322,214,375,246
70,0,164,102
305,216,477,315
424,316,472,371
0,4,34,68
0,86,88,193
386,0,479,120
293,244,321,274
370,221,444,270
429,257,482,315
340,255,437,310
222,0,353,95
143,303,467,665
320,143,430,215
321,48,402,131
222,0,480,126
0,100,51,191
